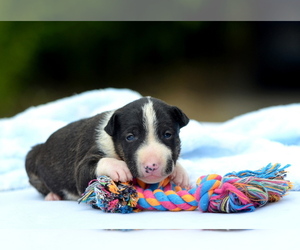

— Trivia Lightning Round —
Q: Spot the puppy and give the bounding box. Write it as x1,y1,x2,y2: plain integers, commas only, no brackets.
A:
25,97,190,201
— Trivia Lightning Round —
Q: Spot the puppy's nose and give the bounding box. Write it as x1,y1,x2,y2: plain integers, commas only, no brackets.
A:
145,164,159,173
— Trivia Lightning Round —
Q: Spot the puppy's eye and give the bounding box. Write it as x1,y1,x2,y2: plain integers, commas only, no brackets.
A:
163,131,172,139
126,133,136,142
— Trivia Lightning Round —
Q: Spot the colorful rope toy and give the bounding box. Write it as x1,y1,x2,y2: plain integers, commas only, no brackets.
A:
78,163,292,214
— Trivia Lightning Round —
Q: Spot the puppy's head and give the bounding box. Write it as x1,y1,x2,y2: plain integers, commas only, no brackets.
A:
104,97,189,183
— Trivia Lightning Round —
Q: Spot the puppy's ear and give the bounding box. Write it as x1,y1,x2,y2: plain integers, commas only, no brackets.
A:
171,106,190,128
104,112,119,136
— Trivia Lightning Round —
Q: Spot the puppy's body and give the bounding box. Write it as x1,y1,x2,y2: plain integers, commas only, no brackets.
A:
25,97,189,200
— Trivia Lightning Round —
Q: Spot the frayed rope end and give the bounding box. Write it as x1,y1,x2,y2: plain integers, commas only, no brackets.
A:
78,176,139,213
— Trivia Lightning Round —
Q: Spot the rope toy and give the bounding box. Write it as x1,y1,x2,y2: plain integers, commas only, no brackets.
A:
78,163,292,213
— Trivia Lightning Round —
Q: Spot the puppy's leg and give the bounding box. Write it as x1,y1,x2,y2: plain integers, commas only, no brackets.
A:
169,162,190,189
95,158,133,183
25,144,52,196
75,146,133,195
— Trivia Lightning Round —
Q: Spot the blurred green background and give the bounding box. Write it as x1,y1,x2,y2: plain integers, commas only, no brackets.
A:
1,22,300,121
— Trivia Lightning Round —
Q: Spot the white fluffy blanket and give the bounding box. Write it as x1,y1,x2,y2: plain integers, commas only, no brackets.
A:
1,88,299,191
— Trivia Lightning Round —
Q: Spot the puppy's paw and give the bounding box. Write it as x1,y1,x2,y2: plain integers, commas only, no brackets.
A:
95,158,133,183
170,162,190,189
45,192,62,201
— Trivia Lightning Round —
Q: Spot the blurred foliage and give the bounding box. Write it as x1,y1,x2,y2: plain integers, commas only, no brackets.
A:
0,22,215,116
0,22,300,118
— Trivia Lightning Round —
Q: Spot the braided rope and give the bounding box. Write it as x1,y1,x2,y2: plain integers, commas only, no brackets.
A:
79,163,292,213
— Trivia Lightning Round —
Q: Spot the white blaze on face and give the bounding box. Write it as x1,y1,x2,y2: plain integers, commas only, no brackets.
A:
136,98,173,183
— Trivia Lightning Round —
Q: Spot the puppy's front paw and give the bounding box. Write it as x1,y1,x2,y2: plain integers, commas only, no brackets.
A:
170,162,190,189
95,158,133,183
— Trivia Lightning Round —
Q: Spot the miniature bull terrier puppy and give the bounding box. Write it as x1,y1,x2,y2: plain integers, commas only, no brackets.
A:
25,97,190,201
